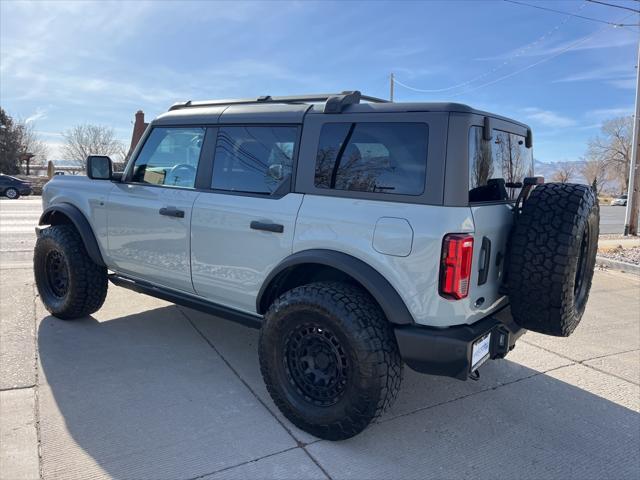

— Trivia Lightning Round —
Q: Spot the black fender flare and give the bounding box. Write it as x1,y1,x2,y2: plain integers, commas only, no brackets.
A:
257,249,415,325
38,203,106,267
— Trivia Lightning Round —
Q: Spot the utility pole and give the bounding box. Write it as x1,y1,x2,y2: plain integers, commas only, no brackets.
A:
390,72,394,102
624,41,640,236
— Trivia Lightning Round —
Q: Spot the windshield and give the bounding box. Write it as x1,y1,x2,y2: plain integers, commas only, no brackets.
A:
468,126,533,202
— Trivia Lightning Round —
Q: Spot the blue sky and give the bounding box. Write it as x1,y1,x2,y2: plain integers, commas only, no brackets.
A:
1,0,637,163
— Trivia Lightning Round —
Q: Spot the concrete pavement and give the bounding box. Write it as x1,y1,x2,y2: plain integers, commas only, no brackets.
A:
1,197,639,480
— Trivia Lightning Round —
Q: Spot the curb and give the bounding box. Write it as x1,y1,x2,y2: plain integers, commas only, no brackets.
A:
596,256,640,276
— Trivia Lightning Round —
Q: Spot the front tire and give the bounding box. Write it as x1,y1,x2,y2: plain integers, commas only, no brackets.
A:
5,187,19,199
259,282,402,440
34,225,108,319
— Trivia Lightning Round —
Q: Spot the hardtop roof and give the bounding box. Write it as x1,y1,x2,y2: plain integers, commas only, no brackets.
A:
153,92,529,129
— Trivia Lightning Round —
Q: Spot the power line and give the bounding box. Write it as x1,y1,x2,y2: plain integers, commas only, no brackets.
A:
395,12,637,98
504,0,639,27
586,0,640,13
391,1,588,94
449,13,637,97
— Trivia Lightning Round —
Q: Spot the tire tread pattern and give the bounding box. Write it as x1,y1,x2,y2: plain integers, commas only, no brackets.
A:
508,183,599,336
34,224,107,319
259,281,402,440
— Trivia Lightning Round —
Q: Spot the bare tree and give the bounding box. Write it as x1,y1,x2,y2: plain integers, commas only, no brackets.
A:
61,124,124,166
19,121,49,164
470,129,493,189
551,163,575,183
587,116,633,192
113,142,128,163
112,142,129,172
1,108,48,174
581,155,610,194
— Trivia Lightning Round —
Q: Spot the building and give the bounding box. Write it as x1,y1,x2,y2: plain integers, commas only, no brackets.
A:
127,110,148,161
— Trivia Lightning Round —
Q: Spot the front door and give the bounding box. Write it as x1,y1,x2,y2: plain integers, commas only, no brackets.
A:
107,126,207,293
190,125,303,313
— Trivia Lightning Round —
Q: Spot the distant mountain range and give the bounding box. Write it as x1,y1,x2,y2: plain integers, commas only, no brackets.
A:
535,159,587,184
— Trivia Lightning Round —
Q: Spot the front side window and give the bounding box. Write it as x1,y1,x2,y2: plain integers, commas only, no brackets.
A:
131,127,205,188
314,122,428,196
212,126,297,195
468,126,533,202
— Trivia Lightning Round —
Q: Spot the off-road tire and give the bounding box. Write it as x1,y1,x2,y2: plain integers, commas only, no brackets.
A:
259,282,403,440
508,183,599,336
34,224,108,319
5,187,19,199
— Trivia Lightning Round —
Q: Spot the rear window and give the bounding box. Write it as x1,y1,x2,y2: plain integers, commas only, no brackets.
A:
314,122,428,196
468,126,533,202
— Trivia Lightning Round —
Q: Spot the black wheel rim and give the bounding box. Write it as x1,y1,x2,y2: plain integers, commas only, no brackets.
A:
574,222,590,307
45,250,69,298
284,324,349,407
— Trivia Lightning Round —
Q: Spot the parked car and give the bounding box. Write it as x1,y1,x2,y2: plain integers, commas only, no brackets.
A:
0,174,32,199
611,194,628,206
34,91,599,440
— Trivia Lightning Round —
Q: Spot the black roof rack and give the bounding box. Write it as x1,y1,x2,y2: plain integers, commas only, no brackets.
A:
168,91,389,114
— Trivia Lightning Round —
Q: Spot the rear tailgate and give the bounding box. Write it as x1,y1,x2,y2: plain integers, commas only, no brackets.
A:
469,203,513,314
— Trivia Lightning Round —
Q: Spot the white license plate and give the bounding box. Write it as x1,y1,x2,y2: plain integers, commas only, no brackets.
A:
471,333,491,370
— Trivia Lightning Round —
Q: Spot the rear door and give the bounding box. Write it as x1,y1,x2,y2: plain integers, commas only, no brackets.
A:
190,125,303,313
466,119,533,310
106,126,208,293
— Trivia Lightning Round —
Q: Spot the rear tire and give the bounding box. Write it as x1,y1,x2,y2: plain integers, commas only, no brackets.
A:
508,183,599,336
259,282,402,440
34,225,108,319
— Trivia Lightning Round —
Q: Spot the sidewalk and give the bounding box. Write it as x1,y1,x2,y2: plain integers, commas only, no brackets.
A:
598,236,640,251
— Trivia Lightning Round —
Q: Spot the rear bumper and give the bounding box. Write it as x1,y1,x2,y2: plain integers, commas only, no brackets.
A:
394,306,524,380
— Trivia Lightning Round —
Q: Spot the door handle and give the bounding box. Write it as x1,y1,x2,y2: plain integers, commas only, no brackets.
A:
478,236,492,286
250,221,284,233
159,207,185,218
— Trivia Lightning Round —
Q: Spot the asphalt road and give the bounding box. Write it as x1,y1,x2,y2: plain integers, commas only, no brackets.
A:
599,205,637,235
1,197,639,480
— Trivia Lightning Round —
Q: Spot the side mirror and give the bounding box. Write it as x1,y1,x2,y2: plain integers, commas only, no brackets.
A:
267,163,284,181
86,155,113,180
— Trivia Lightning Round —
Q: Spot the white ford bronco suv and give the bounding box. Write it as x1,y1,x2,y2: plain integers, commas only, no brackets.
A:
34,91,599,440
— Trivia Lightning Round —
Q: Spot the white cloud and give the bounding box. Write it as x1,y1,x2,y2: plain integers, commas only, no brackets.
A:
379,45,428,58
389,65,450,80
608,78,636,90
586,107,633,121
24,108,47,124
554,65,635,83
522,107,576,128
553,64,636,90
479,28,637,62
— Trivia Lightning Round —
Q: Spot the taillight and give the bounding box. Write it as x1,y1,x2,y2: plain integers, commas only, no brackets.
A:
439,234,474,300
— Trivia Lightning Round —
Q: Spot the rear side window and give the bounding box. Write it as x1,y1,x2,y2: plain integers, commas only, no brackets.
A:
468,126,533,202
212,126,297,195
314,123,428,196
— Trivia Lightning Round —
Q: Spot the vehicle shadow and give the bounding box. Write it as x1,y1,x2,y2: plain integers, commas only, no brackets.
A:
38,305,640,480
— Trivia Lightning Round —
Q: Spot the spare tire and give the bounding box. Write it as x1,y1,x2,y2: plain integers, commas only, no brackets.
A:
507,183,599,337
